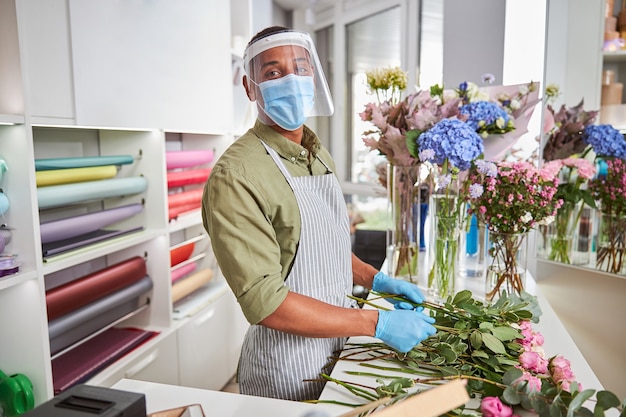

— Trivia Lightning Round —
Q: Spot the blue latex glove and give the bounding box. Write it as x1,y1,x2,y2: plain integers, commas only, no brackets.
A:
372,271,425,310
375,310,437,353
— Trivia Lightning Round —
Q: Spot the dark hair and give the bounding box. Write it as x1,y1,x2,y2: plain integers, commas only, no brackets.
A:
247,26,293,47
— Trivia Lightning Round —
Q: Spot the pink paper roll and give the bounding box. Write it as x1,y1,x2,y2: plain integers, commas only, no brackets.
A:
166,150,214,170
171,261,197,283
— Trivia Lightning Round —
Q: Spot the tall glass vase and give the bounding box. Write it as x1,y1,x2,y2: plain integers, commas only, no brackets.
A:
595,212,626,275
386,164,421,283
427,174,463,301
484,231,528,302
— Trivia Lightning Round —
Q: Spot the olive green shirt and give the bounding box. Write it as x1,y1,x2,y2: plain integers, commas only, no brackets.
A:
202,120,337,324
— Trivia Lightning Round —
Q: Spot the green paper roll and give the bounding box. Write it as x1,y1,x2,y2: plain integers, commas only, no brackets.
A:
36,165,119,187
35,155,134,171
38,177,148,209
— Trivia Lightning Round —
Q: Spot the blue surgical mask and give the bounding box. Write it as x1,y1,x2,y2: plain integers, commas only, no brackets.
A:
258,74,315,131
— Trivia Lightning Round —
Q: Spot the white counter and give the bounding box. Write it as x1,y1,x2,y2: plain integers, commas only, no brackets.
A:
113,277,607,417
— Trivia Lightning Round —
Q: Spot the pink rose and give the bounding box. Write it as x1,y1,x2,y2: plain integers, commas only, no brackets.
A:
514,371,542,392
549,356,577,391
481,397,513,417
519,351,548,373
540,160,563,180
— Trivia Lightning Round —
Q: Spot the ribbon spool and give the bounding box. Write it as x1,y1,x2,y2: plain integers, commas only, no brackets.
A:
0,228,11,253
0,370,35,416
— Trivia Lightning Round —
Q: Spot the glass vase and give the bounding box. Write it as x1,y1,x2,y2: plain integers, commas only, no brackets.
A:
595,212,626,275
484,231,528,302
426,174,463,301
459,214,486,279
386,164,421,283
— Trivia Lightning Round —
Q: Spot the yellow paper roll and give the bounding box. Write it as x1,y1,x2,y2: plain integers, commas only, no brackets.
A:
36,165,119,187
171,268,213,303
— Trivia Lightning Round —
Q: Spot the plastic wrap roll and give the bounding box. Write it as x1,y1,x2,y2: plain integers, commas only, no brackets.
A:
38,177,148,209
166,168,212,188
166,150,214,170
48,275,153,339
170,242,195,267
171,268,213,302
40,204,143,244
0,228,11,252
36,165,119,187
167,189,203,208
35,155,134,171
170,261,197,283
46,256,147,321
168,202,202,220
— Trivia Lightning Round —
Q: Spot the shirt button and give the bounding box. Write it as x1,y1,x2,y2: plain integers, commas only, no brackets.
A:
290,157,296,162
300,150,307,156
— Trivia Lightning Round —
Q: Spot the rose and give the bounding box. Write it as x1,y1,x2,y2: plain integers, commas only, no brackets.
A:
549,355,577,392
481,396,516,417
519,350,548,373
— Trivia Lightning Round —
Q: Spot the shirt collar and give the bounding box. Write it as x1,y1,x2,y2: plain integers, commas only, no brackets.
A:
252,120,322,162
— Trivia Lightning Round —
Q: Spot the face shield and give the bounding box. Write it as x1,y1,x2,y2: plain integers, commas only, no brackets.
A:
243,30,333,130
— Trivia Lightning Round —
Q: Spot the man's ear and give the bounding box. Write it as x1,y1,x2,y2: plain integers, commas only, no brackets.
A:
243,75,256,101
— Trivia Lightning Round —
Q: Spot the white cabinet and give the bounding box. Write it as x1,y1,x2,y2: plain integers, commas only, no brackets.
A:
0,0,242,407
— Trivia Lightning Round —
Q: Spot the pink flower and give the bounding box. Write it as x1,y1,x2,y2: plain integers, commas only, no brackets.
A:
540,160,563,180
481,397,513,417
519,351,548,373
514,371,542,392
549,356,577,391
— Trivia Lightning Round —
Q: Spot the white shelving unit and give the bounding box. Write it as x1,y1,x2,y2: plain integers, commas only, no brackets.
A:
0,0,250,407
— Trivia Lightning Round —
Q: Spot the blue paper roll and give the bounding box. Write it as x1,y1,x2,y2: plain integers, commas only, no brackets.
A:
466,214,478,256
40,204,144,244
37,177,148,209
35,155,134,171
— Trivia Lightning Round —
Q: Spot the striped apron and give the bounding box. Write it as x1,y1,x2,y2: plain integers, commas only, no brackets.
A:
238,141,355,401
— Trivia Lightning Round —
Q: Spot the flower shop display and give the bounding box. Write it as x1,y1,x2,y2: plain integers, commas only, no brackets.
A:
465,161,561,300
538,158,597,265
589,158,626,275
415,119,484,301
317,290,625,417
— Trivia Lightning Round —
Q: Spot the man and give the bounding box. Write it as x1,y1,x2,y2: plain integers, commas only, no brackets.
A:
202,26,436,401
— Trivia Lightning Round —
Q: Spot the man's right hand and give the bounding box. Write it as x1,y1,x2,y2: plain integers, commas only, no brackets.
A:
374,309,436,352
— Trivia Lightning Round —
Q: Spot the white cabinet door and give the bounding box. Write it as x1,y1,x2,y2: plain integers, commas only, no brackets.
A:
177,293,234,391
68,0,233,133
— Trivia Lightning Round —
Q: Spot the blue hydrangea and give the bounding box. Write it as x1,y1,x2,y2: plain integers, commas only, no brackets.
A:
417,118,484,170
583,124,626,159
460,101,510,132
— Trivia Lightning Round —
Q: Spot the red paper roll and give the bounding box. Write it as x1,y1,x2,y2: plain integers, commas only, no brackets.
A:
167,168,211,188
168,202,202,220
170,242,195,267
46,256,147,321
167,189,204,208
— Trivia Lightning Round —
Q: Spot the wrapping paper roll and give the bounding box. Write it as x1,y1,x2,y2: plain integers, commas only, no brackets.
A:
168,202,201,220
0,191,8,215
170,261,197,283
171,268,213,302
167,189,203,208
166,150,214,170
35,155,134,171
40,203,143,244
51,327,157,394
48,275,153,339
166,168,212,188
49,298,139,355
170,242,195,267
46,256,147,321
38,177,148,209
36,165,119,187
42,227,144,257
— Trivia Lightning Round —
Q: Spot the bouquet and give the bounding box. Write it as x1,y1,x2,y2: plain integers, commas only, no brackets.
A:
542,98,598,162
465,160,562,298
319,290,625,417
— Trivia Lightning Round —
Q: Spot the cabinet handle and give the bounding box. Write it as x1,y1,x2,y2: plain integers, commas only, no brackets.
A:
125,351,159,378
194,308,215,326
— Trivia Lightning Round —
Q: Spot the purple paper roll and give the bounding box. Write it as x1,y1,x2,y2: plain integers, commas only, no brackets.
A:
166,150,214,170
40,204,144,244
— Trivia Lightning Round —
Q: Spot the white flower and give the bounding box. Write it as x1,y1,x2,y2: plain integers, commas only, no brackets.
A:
537,215,555,226
509,98,521,111
521,212,533,223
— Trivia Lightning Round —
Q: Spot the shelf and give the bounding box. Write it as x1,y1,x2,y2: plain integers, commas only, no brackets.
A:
603,50,626,62
172,279,229,320
0,268,38,291
0,114,24,125
41,228,164,275
168,210,203,233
